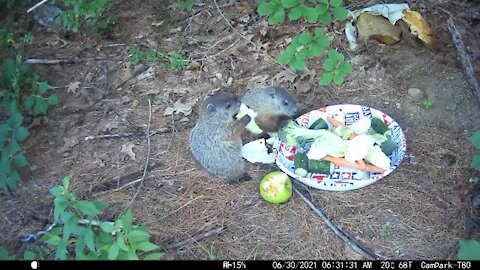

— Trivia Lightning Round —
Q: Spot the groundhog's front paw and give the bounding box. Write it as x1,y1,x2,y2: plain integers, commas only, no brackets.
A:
240,114,252,125
239,173,252,182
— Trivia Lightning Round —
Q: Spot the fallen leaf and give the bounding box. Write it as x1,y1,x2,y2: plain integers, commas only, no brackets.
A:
120,142,136,161
98,120,120,133
164,107,174,116
58,136,80,153
357,13,402,45
272,70,297,84
402,9,438,51
293,80,312,93
136,66,156,82
247,74,270,89
67,81,81,93
94,157,106,167
63,136,80,149
171,97,198,116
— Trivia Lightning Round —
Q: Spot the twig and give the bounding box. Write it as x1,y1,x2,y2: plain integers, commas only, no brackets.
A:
24,57,120,65
163,226,225,250
85,132,138,141
20,221,58,243
212,0,296,77
292,183,377,260
446,17,480,103
124,99,153,211
27,0,48,13
21,219,115,243
84,127,169,141
84,123,194,141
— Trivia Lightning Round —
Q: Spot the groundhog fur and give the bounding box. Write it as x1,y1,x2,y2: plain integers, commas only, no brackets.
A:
241,85,298,134
189,93,252,184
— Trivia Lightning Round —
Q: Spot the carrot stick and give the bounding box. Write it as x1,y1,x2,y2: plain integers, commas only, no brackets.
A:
326,117,357,140
322,155,385,173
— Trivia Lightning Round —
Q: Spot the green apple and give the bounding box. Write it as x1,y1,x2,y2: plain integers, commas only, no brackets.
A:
259,171,293,204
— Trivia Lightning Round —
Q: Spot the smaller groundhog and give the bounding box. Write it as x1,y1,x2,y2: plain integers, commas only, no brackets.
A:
241,85,298,133
189,93,252,184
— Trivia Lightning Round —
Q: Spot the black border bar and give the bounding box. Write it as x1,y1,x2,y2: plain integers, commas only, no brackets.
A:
0,260,477,270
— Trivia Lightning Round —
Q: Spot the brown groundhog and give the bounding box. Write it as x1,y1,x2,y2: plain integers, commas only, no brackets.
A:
189,93,252,184
241,85,298,134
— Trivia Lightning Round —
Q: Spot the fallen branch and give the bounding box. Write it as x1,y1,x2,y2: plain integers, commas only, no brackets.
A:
24,57,120,65
447,17,480,103
27,0,48,13
124,98,153,211
163,226,225,250
293,183,377,260
84,123,194,141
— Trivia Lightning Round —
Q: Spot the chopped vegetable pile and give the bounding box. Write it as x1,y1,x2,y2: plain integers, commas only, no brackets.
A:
278,116,400,175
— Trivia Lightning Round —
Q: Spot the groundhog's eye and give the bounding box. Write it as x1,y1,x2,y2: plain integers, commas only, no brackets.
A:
226,103,231,109
282,100,289,106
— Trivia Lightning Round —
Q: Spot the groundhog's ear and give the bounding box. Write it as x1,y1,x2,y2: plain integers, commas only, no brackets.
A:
206,103,216,112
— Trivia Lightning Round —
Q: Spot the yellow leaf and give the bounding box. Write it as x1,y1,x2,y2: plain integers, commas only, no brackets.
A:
402,10,438,51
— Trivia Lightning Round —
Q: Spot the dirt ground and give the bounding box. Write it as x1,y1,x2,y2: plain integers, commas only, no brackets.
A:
1,0,480,260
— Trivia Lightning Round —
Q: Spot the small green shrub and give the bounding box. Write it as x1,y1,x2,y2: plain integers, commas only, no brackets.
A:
469,131,480,171
128,47,189,72
57,0,118,35
277,28,330,72
42,175,164,260
0,56,58,190
257,0,348,25
257,0,353,86
177,0,198,11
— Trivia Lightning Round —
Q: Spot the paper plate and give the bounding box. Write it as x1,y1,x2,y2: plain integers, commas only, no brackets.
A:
273,104,406,191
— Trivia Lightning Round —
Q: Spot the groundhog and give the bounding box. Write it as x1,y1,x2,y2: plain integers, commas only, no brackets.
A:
189,93,252,184
241,85,298,134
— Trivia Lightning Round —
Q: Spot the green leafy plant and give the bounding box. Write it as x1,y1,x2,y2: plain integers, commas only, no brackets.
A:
0,247,16,260
42,175,164,260
469,131,480,171
165,52,189,71
0,246,47,260
277,28,329,72
128,47,159,65
56,0,118,35
177,0,198,11
1,56,58,190
1,23,35,53
0,0,16,9
422,98,433,110
258,0,352,86
257,0,348,25
319,49,352,85
128,47,189,72
458,240,480,259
